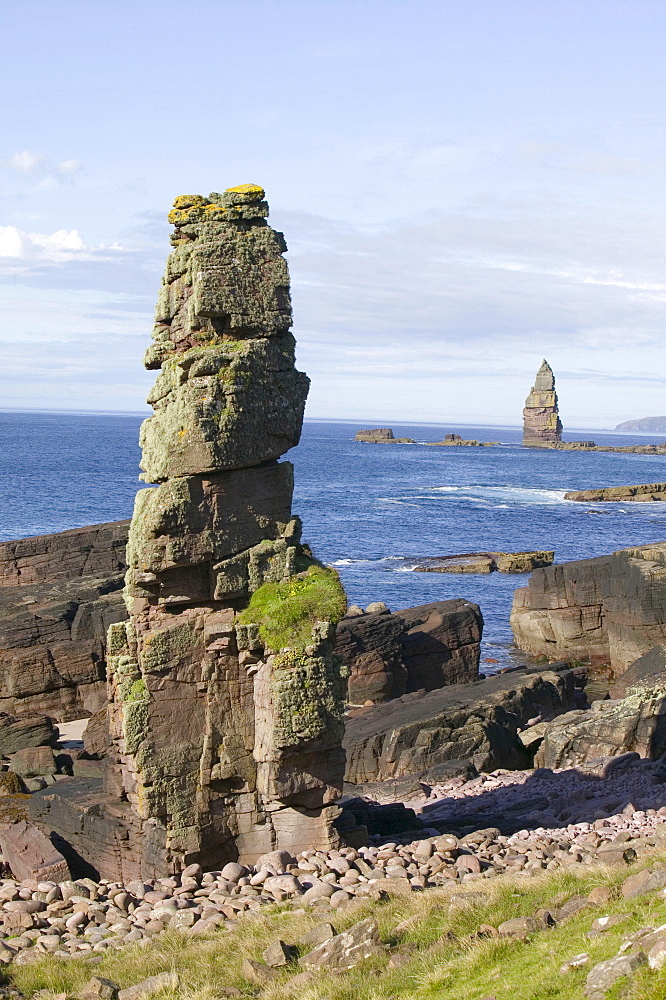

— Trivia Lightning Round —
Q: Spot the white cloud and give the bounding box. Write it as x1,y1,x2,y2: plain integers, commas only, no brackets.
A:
0,225,87,261
8,151,44,173
57,159,81,175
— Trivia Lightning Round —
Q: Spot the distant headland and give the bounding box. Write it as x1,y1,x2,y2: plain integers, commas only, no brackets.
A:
615,416,666,433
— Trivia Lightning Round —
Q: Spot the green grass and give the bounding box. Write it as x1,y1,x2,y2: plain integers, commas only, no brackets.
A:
237,562,347,652
8,856,666,1000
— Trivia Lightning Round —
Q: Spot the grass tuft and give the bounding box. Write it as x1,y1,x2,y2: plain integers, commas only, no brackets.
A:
237,562,347,651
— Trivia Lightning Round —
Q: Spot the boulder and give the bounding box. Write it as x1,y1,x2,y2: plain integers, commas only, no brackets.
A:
0,714,56,756
9,746,57,777
584,953,646,1000
0,819,70,882
335,599,482,705
299,917,381,969
0,522,129,720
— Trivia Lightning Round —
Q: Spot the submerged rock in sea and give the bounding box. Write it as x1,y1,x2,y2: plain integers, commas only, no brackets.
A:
522,359,563,447
30,185,348,879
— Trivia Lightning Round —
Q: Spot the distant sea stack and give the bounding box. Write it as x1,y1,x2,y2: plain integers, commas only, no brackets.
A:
615,416,666,433
522,359,563,447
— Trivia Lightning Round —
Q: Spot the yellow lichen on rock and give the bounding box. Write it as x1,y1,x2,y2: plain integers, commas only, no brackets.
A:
225,183,265,200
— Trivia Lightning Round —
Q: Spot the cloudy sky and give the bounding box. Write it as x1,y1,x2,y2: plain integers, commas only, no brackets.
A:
2,0,666,428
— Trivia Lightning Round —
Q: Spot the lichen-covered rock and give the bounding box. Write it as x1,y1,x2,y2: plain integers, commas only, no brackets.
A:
522,359,562,447
33,185,346,879
534,682,666,769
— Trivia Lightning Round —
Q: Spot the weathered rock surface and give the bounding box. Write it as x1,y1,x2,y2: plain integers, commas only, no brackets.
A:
0,819,70,882
611,645,666,699
0,715,56,756
565,482,666,502
343,665,576,785
32,185,346,880
355,429,414,444
522,359,563,447
334,600,482,704
0,523,129,719
534,682,666,769
413,551,554,574
0,521,129,588
511,541,666,674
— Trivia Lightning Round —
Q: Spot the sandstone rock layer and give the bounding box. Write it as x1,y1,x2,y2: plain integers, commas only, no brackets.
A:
511,541,666,674
0,522,129,719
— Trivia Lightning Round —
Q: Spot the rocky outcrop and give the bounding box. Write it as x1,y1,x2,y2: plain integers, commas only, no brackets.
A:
343,665,576,786
32,185,347,880
425,434,498,447
334,600,482,705
511,541,666,675
0,522,129,719
0,521,129,587
533,681,666,769
522,360,563,447
413,551,554,574
565,483,666,502
355,429,414,444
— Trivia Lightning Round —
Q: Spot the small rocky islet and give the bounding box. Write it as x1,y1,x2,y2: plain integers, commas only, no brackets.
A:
3,188,666,998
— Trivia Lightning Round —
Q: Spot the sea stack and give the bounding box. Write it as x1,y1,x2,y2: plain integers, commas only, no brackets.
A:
522,359,563,447
33,186,348,879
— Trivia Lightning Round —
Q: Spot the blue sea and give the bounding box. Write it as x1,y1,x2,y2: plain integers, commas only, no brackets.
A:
2,411,666,668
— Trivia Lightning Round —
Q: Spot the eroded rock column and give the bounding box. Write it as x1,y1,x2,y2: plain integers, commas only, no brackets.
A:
104,185,347,873
522,359,563,447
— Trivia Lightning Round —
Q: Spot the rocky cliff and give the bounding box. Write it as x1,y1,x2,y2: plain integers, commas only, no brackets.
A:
511,541,666,675
32,185,348,879
0,522,129,718
522,359,563,447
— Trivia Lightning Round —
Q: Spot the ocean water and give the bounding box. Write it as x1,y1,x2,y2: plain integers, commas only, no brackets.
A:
2,411,666,668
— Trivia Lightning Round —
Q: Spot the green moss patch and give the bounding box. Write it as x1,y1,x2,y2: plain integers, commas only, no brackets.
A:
237,563,346,651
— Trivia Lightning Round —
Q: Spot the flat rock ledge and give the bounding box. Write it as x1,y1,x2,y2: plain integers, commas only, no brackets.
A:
412,551,554,574
565,483,666,502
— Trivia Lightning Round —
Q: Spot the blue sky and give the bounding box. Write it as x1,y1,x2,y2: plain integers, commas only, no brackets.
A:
2,0,666,428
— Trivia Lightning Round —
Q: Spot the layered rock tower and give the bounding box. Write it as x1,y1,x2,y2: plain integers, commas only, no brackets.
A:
35,186,348,879
522,359,563,447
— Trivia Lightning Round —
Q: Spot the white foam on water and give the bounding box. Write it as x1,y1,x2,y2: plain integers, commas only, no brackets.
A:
431,485,569,505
